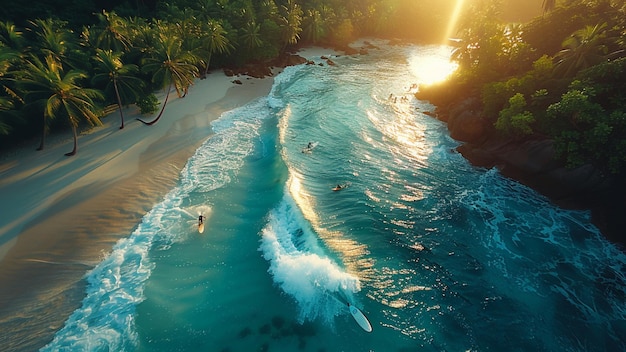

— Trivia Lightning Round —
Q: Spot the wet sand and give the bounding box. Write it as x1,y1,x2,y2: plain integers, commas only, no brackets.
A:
0,71,275,351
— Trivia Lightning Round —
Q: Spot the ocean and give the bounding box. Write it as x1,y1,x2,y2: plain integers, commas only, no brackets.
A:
41,44,625,351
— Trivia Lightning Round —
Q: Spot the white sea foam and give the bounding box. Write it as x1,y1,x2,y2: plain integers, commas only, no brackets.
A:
259,191,360,326
40,189,181,351
41,98,274,352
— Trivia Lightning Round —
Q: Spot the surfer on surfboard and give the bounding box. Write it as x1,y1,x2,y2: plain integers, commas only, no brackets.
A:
302,141,318,153
198,214,206,233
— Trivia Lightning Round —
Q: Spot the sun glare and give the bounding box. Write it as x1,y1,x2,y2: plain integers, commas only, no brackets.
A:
444,0,467,43
409,49,459,86
403,0,465,87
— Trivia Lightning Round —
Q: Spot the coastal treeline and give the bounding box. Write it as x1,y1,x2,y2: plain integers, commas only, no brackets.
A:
421,0,626,176
418,0,626,242
0,0,458,153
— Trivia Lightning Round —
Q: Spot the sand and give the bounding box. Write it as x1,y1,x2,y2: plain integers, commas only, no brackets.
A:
0,70,275,351
0,45,347,351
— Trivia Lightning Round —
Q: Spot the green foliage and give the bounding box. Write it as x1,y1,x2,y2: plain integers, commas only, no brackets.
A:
481,55,555,120
554,22,611,78
547,83,626,174
576,57,626,110
5,0,450,152
531,55,554,81
495,93,535,137
438,0,626,175
329,19,355,46
136,93,159,115
523,1,608,57
452,1,530,83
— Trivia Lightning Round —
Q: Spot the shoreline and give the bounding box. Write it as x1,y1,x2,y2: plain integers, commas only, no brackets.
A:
0,70,275,351
0,44,343,351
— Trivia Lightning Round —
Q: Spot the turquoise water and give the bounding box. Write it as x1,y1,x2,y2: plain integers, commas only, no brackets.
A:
41,45,625,351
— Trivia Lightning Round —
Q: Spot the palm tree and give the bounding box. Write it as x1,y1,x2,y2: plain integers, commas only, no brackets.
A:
542,0,556,15
201,20,233,77
278,0,303,50
92,49,143,129
555,22,611,78
0,45,21,134
27,19,77,67
0,44,20,73
302,9,325,44
0,95,13,134
20,54,103,155
91,10,132,53
124,16,156,61
240,20,263,50
138,31,199,126
0,21,25,50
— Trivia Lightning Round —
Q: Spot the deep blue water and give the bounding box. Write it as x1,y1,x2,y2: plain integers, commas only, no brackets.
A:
42,44,625,352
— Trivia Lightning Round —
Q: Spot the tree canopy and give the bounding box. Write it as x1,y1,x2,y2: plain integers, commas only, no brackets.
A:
0,0,461,154
435,0,626,175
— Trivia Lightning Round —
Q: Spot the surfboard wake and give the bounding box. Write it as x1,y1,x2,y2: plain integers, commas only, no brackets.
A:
259,193,365,327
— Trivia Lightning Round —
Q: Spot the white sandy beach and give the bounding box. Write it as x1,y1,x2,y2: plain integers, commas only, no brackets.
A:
0,45,345,351
0,69,275,350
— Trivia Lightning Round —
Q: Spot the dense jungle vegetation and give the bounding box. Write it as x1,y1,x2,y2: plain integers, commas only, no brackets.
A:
0,0,458,153
0,0,625,181
413,0,625,243
422,0,626,177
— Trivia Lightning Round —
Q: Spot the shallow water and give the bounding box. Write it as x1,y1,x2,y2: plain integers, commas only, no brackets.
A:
42,44,626,352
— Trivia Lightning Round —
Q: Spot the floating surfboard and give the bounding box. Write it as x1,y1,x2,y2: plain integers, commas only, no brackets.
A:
348,304,372,332
198,222,205,234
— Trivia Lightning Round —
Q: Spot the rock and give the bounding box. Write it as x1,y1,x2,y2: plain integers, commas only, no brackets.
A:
448,110,488,143
222,53,307,79
457,138,612,207
446,97,488,143
232,79,242,85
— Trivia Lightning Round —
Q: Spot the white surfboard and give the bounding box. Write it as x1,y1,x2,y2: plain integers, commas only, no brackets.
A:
349,304,372,332
198,222,205,234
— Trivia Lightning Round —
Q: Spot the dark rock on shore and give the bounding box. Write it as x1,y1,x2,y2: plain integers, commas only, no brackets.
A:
445,97,489,143
223,52,309,78
221,41,379,80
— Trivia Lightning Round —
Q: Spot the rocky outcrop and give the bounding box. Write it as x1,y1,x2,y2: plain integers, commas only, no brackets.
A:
457,138,611,203
419,89,624,246
223,53,309,78
457,137,624,245
445,97,489,143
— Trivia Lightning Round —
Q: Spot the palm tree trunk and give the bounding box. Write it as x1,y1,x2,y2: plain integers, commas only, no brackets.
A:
37,115,46,150
137,82,171,125
203,52,212,77
65,125,78,156
113,77,125,129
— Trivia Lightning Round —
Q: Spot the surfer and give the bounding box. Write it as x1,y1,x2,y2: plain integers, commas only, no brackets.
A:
198,214,207,233
302,142,315,153
333,184,343,191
